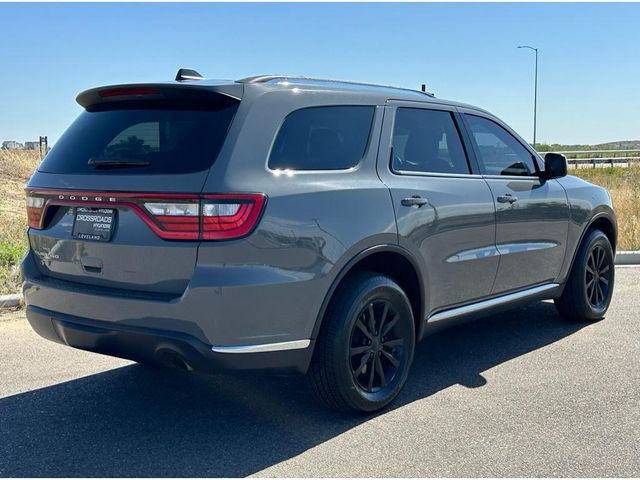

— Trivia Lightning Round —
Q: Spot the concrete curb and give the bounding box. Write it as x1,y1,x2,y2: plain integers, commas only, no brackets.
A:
0,251,638,311
0,293,22,309
615,251,640,265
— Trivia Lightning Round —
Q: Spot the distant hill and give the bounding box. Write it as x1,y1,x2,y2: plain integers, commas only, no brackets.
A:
537,140,640,151
594,140,640,150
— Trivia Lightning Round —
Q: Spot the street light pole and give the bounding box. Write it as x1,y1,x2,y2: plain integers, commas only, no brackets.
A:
518,45,538,148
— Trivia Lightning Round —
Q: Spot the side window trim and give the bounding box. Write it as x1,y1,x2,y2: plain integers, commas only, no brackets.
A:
460,112,541,178
388,106,475,178
452,109,482,175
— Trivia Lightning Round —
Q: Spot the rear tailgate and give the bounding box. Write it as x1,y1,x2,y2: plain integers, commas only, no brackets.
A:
25,83,241,295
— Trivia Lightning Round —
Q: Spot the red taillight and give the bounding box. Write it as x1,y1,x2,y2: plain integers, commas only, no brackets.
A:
25,190,266,241
201,194,266,240
141,200,201,240
26,195,45,228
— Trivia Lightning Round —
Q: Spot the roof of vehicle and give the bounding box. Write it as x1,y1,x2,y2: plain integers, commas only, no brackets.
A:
77,71,488,113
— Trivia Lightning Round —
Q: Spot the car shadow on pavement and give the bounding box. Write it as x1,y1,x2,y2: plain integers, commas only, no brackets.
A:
0,301,588,477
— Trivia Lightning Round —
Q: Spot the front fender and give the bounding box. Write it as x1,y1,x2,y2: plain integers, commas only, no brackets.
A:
555,175,617,283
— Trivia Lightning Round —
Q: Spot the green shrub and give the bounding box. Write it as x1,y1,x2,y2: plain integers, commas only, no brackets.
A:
0,242,24,268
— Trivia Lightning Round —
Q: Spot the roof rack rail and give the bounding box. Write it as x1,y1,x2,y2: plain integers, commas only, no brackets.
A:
237,75,435,97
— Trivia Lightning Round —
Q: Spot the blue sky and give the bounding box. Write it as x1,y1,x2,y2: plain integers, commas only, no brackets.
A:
1,2,639,145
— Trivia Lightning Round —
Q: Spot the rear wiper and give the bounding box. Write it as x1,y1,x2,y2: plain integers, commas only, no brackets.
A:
88,158,151,169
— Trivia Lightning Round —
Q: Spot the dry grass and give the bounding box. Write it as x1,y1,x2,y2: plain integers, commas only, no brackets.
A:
0,150,39,294
0,150,638,295
572,166,640,251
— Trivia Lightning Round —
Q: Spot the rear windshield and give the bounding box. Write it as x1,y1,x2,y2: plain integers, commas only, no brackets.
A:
39,103,238,175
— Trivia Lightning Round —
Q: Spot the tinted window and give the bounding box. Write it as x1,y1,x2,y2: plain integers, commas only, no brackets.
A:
464,114,537,176
39,103,238,175
268,106,374,170
391,108,470,175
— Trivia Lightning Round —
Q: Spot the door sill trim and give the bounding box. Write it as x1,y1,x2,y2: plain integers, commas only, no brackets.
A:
427,283,560,324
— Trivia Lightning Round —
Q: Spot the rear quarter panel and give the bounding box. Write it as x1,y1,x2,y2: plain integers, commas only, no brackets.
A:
197,89,398,344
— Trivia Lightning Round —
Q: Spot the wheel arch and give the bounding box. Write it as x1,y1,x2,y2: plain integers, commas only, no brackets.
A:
311,244,426,345
588,214,617,254
566,211,617,282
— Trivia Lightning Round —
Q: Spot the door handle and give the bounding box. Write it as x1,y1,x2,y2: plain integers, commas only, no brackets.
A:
401,196,429,208
497,194,518,204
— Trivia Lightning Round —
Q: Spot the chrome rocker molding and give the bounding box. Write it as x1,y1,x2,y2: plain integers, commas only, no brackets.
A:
214,285,560,352
427,283,560,324
211,339,311,354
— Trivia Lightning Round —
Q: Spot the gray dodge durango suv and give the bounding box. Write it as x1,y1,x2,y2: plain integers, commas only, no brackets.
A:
22,69,617,412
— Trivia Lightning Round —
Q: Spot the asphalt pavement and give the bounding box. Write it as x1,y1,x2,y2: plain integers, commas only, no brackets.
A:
1,267,638,477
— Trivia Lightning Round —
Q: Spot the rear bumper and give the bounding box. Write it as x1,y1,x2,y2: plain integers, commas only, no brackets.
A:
26,305,314,374
21,250,317,374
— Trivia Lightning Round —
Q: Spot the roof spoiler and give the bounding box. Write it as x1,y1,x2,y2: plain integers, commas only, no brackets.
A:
76,82,243,109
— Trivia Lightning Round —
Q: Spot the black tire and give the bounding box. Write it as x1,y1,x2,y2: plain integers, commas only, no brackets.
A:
306,272,416,413
555,229,615,322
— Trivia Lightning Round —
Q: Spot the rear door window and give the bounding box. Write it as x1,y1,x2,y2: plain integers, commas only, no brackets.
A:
268,106,375,170
38,103,238,175
391,108,470,175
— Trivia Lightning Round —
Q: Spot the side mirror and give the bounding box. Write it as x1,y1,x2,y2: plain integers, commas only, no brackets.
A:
542,152,568,179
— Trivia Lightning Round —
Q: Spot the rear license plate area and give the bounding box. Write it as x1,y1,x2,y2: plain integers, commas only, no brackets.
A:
72,207,116,242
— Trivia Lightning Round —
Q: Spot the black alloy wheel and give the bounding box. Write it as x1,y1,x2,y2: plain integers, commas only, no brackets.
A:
554,228,615,322
307,273,416,412
350,300,406,393
585,244,612,309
